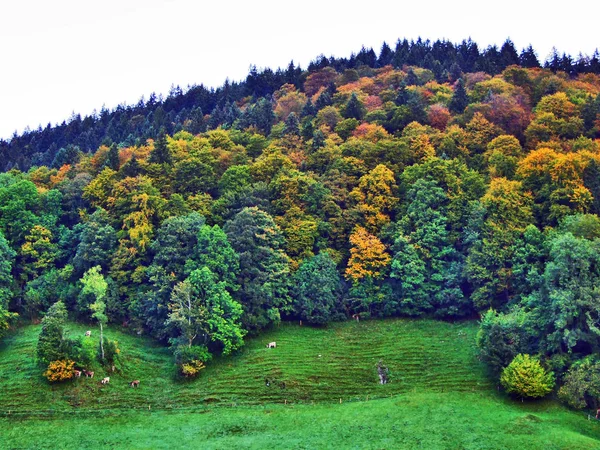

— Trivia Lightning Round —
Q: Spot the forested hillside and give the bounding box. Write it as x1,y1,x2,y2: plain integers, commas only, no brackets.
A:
1,37,600,409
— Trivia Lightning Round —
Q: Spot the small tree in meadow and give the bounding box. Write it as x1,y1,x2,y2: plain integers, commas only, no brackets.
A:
80,266,108,361
500,354,554,399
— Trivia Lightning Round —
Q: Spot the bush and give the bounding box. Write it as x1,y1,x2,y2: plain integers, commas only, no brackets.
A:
44,359,75,382
500,354,554,399
172,345,211,378
180,360,206,378
68,336,97,368
101,337,120,367
558,360,600,409
477,308,533,375
172,344,211,365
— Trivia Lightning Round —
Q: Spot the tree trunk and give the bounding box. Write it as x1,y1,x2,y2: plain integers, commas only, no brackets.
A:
99,322,105,361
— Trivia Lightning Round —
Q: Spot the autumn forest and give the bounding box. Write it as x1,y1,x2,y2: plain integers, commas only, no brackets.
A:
2,37,600,408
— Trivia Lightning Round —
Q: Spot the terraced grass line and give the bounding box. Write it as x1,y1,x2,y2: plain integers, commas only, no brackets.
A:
1,318,599,448
0,319,490,413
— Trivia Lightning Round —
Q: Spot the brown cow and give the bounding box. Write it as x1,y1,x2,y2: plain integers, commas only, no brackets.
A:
130,380,140,388
73,370,82,378
84,370,94,378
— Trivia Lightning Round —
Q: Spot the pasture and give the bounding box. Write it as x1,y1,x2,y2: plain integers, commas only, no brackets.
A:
0,319,599,448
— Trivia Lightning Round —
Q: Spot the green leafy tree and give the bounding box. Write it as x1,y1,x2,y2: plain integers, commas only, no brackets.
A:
80,266,108,361
558,360,600,409
477,308,534,375
224,207,291,332
500,354,554,398
150,212,206,279
185,224,239,290
72,209,117,276
534,233,600,354
391,179,467,317
37,301,68,365
167,267,245,354
24,266,75,321
293,252,342,325
19,225,57,284
0,230,16,309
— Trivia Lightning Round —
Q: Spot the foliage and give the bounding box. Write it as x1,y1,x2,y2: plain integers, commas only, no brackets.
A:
43,359,75,383
346,227,390,282
293,252,342,324
1,37,600,405
224,207,291,332
558,359,600,409
37,301,69,365
167,267,245,355
500,354,555,398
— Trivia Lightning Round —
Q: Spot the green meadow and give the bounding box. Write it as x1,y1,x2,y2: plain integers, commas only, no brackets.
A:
1,319,598,449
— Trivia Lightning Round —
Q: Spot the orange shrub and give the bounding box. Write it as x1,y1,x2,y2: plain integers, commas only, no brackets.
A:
44,360,75,382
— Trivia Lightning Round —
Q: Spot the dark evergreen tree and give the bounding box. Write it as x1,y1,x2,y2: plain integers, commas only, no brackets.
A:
394,81,409,106
148,132,172,165
519,45,541,68
499,39,520,69
449,78,469,114
107,144,120,171
404,68,419,86
315,91,333,110
311,130,326,151
377,41,394,67
283,112,300,136
120,154,142,178
343,93,366,120
300,98,316,118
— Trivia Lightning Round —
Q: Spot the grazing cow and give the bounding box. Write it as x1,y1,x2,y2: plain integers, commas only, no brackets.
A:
84,370,94,378
267,341,276,348
85,330,91,337
101,377,110,385
352,314,360,322
73,370,82,378
130,380,140,388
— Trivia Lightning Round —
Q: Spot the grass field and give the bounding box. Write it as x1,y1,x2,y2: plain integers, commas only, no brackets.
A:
1,319,599,449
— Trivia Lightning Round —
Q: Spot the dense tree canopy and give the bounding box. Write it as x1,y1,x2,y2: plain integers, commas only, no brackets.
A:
1,37,600,405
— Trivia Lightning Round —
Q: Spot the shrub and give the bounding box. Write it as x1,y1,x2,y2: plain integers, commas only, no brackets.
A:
172,344,211,378
558,360,600,409
500,354,554,399
477,308,533,375
101,338,120,367
44,359,75,382
172,344,211,366
180,360,206,378
68,336,97,368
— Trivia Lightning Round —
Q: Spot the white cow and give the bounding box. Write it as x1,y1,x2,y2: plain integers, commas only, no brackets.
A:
266,342,277,348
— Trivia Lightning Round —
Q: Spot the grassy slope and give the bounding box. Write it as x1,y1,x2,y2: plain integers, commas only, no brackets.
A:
0,319,599,449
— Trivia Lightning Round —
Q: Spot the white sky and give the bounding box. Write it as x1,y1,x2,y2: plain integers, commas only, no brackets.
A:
0,0,598,140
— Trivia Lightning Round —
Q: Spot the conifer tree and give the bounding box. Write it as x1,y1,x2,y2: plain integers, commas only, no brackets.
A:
449,78,469,114
148,132,172,165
